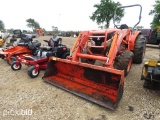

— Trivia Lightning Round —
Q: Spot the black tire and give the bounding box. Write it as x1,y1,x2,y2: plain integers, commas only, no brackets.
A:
27,66,40,78
7,56,17,65
143,80,154,89
133,35,146,64
11,61,22,70
61,52,70,59
114,50,133,76
1,55,5,59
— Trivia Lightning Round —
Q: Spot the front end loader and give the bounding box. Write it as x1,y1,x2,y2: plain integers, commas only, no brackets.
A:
43,4,146,110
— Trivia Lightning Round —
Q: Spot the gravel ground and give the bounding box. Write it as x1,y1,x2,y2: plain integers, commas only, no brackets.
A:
0,36,160,120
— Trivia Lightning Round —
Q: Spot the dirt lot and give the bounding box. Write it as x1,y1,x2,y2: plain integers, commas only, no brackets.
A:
0,36,160,120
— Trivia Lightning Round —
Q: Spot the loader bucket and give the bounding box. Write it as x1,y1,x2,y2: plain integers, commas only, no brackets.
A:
42,57,124,110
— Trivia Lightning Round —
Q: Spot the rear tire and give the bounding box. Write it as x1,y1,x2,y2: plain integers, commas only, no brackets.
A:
133,35,146,64
28,66,40,78
114,50,133,76
11,61,22,70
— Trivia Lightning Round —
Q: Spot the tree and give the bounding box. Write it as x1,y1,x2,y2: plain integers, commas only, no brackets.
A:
26,18,40,31
98,25,104,29
22,30,28,33
90,0,124,28
149,0,160,28
0,20,5,31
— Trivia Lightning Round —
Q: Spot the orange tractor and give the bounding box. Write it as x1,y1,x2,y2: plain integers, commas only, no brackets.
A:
42,4,146,109
36,29,44,36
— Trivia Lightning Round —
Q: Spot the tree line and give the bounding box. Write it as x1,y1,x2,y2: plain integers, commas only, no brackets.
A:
0,18,46,33
0,0,159,32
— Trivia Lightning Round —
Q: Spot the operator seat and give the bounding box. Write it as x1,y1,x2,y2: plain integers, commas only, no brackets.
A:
41,36,62,51
39,36,63,58
49,36,62,47
119,24,129,29
17,34,32,46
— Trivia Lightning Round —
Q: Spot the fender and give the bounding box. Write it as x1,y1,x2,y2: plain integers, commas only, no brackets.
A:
129,31,141,50
10,56,17,61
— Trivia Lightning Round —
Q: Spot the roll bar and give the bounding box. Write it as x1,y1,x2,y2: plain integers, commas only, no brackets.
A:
113,4,142,30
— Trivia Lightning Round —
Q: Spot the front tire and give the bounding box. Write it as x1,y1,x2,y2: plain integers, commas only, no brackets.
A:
11,61,22,70
28,66,40,78
114,50,133,76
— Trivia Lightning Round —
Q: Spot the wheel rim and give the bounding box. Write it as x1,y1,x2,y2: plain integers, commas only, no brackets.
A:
127,58,132,72
13,64,20,70
32,69,38,76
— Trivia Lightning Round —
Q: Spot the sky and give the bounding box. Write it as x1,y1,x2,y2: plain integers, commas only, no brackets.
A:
0,0,156,31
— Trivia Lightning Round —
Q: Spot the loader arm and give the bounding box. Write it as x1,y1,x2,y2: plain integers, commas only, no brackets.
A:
72,31,90,61
105,29,131,67
71,30,126,67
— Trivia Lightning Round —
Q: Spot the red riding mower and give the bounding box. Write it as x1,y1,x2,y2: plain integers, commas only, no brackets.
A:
0,34,41,65
11,36,70,78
